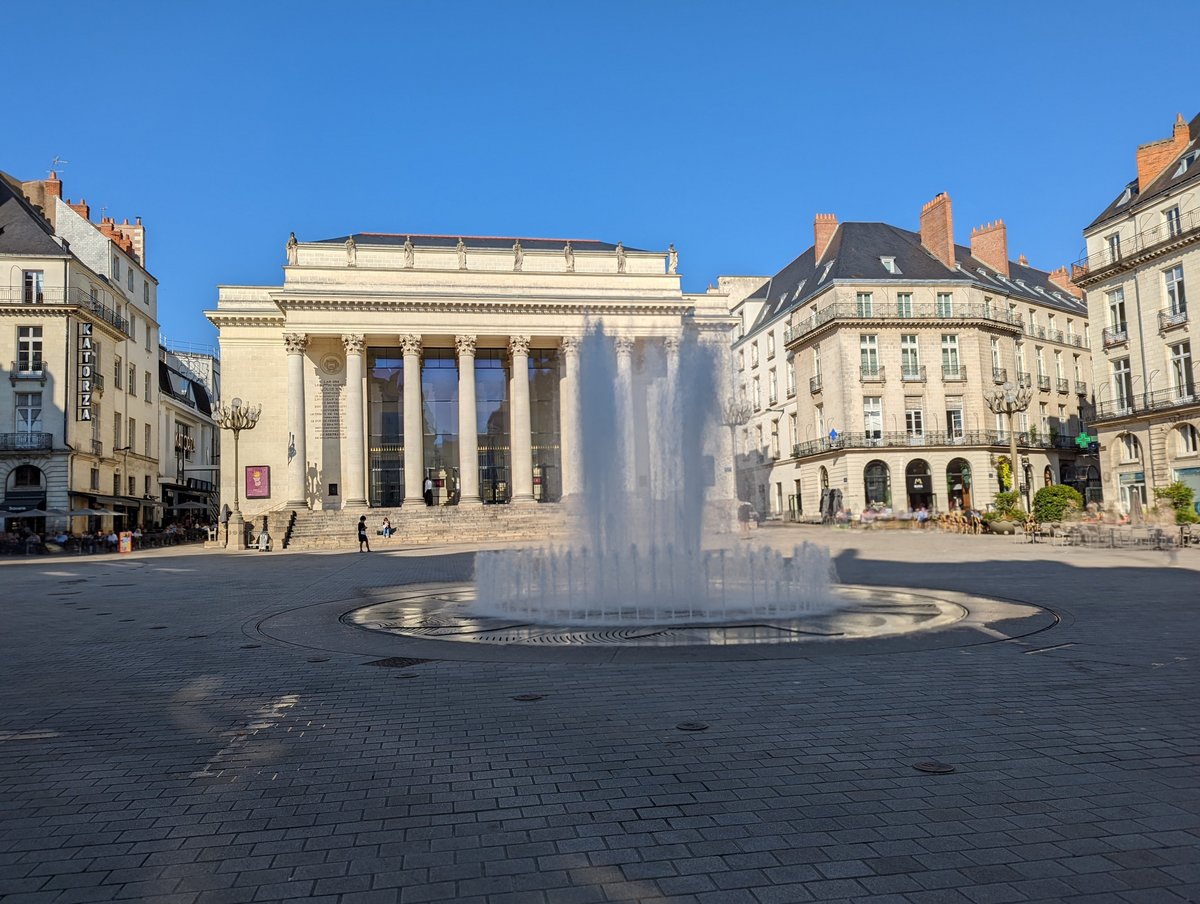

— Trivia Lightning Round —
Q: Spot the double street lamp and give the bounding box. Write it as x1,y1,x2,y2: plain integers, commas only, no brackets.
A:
213,398,261,549
984,381,1033,509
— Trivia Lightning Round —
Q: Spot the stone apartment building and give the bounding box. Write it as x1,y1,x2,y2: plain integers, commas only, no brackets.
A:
158,342,219,521
728,193,1093,519
1073,112,1200,515
0,170,161,530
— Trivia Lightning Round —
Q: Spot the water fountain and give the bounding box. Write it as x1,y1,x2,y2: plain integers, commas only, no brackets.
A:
471,326,841,625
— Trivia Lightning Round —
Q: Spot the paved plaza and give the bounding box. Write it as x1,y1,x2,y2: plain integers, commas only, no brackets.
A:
1,527,1198,904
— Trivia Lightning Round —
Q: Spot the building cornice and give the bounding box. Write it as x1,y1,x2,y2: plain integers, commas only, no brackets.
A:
270,294,692,317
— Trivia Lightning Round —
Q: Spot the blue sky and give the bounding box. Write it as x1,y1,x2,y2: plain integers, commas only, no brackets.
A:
6,1,1194,345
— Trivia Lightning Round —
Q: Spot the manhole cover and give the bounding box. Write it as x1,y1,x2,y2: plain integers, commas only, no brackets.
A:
364,657,434,669
676,722,709,732
512,694,545,702
913,761,956,774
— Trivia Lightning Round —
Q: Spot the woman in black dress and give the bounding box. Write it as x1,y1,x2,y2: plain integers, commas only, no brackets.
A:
357,515,370,552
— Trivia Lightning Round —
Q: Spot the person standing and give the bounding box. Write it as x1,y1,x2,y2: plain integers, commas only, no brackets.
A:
423,476,434,506
357,515,370,552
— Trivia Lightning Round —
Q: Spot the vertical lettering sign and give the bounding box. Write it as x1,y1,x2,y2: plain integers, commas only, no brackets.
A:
78,322,93,420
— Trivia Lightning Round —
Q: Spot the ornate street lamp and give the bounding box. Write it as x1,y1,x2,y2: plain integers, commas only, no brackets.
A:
721,395,753,503
984,381,1033,509
213,397,261,549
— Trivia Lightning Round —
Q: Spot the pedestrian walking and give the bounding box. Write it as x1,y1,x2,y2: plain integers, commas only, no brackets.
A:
357,515,370,552
423,476,434,506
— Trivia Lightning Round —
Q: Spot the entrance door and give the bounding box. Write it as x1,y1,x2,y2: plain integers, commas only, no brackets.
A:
905,459,933,511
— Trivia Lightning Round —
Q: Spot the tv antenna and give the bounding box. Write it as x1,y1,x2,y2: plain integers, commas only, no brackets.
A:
49,156,69,175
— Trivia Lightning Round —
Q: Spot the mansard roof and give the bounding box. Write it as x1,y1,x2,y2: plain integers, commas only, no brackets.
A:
313,233,640,252
0,172,70,257
1086,111,1200,231
747,221,1085,333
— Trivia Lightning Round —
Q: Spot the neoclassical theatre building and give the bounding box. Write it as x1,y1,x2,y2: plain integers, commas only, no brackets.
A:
208,234,731,520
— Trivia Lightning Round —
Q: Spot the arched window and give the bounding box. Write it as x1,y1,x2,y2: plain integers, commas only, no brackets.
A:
864,460,890,506
1044,465,1054,487
947,457,972,510
9,465,43,489
1118,433,1142,462
1178,424,1200,456
819,466,829,489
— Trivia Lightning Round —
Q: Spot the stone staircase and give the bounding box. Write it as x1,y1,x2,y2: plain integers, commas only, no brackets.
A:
282,502,571,550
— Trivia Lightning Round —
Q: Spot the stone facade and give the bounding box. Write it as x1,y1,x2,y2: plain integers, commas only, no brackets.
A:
1075,112,1200,515
725,194,1092,520
207,234,734,521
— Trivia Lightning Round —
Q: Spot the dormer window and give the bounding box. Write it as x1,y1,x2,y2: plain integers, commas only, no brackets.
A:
1173,151,1199,178
819,261,834,282
880,257,899,274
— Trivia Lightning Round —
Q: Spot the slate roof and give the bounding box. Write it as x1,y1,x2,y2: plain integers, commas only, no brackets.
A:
313,233,640,252
1086,111,1200,231
0,172,69,257
746,221,1086,334
159,361,212,416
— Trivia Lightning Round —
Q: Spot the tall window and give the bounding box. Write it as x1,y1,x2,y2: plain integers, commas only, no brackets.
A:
22,270,44,304
1171,342,1194,398
770,420,779,458
144,371,151,401
1113,358,1133,410
145,423,152,458
936,292,953,316
1035,347,1046,378
113,412,122,450
1054,350,1063,380
896,292,912,317
1106,233,1121,263
128,418,136,454
941,334,960,374
767,333,775,359
768,368,777,405
786,357,796,396
1179,424,1200,455
901,334,920,376
1164,264,1187,314
1165,206,1182,238
945,399,964,439
17,326,43,372
1073,355,1082,382
905,407,924,440
114,355,123,390
991,337,1001,373
1120,433,1141,462
856,292,874,317
860,334,879,374
789,413,797,449
737,349,744,371
143,281,150,305
15,392,42,433
863,397,882,441
1015,341,1025,376
1039,403,1049,435
752,376,761,410
751,342,759,367
1108,287,1127,330
813,344,822,378
128,363,136,395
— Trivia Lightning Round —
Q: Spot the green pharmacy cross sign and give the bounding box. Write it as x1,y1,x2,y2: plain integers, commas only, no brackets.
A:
1076,431,1098,453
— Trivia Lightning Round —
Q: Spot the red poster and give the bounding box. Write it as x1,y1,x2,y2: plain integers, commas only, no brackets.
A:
245,465,270,498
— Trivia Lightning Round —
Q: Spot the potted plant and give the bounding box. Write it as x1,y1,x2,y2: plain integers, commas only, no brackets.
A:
984,491,1023,534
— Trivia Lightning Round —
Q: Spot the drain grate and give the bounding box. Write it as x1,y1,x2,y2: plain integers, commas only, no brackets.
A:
364,657,435,669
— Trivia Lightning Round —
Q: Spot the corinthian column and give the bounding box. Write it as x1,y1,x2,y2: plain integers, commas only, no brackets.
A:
559,337,581,498
615,336,637,492
342,334,368,507
284,332,310,508
509,335,534,503
456,335,481,505
401,334,424,505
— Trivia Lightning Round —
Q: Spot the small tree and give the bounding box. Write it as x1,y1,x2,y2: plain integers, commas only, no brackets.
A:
1033,484,1083,522
991,491,1023,521
1154,481,1200,524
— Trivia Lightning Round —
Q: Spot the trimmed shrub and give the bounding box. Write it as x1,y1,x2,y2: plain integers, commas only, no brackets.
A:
1154,481,1200,524
990,491,1023,521
1033,484,1083,523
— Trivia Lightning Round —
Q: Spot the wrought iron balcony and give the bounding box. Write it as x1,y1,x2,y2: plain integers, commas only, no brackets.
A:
942,365,966,381
789,428,1081,460
90,439,103,456
860,365,885,383
786,301,1023,345
1073,206,1200,285
1092,386,1200,421
809,375,822,393
1017,371,1032,388
0,287,130,335
9,361,48,385
901,365,926,383
1035,374,1050,391
1056,378,1070,393
0,432,52,452
1102,326,1128,348
1076,381,1088,395
1159,307,1188,332
992,367,1007,384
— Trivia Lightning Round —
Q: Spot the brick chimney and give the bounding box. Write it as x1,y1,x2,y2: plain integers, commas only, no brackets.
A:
1136,113,1191,191
68,197,91,221
813,213,838,261
1048,266,1083,300
919,192,955,269
969,219,1009,276
113,216,146,266
44,171,62,201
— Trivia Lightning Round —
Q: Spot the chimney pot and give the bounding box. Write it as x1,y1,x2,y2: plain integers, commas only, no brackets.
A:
813,213,838,261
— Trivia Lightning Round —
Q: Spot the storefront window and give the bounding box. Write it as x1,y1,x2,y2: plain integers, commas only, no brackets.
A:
368,348,405,506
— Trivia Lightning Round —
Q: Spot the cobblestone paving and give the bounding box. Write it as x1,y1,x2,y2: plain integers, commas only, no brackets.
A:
1,529,1197,903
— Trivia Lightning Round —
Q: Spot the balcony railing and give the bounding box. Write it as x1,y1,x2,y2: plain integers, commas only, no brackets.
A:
901,365,926,382
786,301,1023,344
1092,386,1200,421
1037,374,1051,391
1056,378,1070,393
809,375,822,393
92,372,105,392
0,287,130,335
1076,381,1088,395
0,432,53,452
90,439,103,456
1102,326,1128,348
9,361,48,385
1073,207,1200,282
790,429,1084,460
992,367,1007,384
1159,307,1188,332
942,365,966,381
860,365,885,383
1017,372,1032,388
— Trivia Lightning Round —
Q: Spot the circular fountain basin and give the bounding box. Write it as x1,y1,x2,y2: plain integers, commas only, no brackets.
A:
345,583,971,647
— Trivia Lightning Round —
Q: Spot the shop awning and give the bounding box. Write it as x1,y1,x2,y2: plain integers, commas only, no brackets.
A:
1,492,47,513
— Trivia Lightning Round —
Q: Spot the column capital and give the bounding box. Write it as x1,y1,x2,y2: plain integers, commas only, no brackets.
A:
615,336,635,357
342,334,366,356
663,334,681,355
509,335,531,358
559,336,581,357
455,335,477,357
399,334,422,357
283,332,309,354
